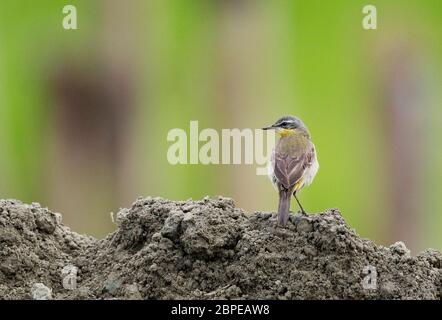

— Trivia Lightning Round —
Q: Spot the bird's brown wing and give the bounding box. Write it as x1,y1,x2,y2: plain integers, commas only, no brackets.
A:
274,145,315,190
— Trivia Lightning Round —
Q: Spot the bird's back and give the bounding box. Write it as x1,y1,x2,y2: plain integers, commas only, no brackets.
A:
276,133,311,158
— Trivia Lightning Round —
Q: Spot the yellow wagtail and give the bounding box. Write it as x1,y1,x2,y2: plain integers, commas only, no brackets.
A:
263,116,319,226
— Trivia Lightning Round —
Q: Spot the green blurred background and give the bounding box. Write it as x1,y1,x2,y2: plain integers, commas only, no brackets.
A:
0,0,441,253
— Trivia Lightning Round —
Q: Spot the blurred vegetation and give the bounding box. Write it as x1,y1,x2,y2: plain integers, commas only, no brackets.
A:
0,0,441,253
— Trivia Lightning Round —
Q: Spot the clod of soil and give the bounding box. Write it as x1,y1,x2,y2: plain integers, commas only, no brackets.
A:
0,197,440,300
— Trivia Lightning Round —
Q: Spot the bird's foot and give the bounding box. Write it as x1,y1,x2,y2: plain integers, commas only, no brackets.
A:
293,208,308,216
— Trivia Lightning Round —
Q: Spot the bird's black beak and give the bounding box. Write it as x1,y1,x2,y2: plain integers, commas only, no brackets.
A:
262,125,276,130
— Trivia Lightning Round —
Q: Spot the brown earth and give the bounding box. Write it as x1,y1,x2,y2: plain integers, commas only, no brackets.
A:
0,197,440,300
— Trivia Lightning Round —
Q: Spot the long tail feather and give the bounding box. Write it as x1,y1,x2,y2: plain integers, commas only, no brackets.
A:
277,189,291,226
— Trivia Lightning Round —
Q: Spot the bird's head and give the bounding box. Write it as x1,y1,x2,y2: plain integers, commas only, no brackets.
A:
262,116,309,138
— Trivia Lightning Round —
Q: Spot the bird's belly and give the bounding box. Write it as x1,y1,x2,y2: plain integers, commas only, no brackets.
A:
301,155,319,188
267,148,280,190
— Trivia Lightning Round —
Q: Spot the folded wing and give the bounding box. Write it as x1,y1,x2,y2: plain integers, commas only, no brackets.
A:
274,144,315,190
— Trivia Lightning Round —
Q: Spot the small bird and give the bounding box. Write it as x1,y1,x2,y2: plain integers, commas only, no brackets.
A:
263,116,319,226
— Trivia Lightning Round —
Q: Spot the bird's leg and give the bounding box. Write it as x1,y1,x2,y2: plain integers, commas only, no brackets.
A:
293,192,307,215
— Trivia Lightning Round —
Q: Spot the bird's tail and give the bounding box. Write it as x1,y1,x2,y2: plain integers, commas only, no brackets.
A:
277,189,291,226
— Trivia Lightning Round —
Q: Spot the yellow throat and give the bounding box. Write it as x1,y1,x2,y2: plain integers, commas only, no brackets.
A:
277,129,295,137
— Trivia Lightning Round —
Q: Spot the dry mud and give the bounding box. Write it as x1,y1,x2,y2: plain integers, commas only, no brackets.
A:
0,197,440,299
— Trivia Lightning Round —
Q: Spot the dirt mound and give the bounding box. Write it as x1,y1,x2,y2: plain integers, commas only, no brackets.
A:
0,197,440,299
0,200,94,299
